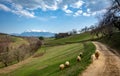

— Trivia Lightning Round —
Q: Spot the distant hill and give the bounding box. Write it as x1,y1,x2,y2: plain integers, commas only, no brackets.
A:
45,32,96,46
11,31,55,37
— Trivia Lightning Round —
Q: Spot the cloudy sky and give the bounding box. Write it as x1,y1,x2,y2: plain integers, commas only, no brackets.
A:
0,0,112,33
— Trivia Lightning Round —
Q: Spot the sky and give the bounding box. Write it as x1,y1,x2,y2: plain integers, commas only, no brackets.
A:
0,0,112,34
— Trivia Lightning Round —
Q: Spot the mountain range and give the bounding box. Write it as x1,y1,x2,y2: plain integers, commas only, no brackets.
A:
11,31,55,37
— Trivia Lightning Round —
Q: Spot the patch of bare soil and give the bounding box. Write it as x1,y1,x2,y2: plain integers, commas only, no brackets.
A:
80,42,120,76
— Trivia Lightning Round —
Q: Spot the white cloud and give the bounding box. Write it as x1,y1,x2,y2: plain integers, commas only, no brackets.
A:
12,10,35,18
62,5,73,14
45,3,58,11
83,12,91,16
85,0,111,12
88,9,107,16
8,0,60,11
26,29,47,32
11,4,35,18
0,0,111,17
0,4,11,11
73,10,83,17
82,8,107,17
71,0,84,8
40,0,59,11
87,8,90,13
91,12,97,16
95,9,107,14
0,3,35,18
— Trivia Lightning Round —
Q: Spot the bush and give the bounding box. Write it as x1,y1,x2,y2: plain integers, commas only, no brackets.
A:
39,36,44,40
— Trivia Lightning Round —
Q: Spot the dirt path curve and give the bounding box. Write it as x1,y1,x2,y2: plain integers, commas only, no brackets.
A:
80,42,120,76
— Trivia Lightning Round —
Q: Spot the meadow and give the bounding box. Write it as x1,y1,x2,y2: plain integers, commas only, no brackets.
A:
0,32,96,76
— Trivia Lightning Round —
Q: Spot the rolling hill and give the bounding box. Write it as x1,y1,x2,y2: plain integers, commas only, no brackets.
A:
0,33,41,67
45,32,96,46
0,32,96,76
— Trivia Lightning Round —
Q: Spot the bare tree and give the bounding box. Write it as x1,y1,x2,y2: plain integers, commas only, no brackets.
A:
13,50,21,62
0,47,11,67
91,0,120,39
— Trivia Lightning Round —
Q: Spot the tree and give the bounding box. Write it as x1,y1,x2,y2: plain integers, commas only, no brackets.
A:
72,29,77,34
80,26,89,33
91,0,120,39
39,36,44,40
27,37,42,55
13,49,22,62
103,0,120,31
55,33,70,39
0,47,11,67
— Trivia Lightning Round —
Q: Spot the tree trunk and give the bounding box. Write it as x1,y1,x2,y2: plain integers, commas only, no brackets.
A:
4,62,8,67
16,57,20,62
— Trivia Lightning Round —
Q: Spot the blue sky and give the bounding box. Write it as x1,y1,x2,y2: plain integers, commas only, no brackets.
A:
0,0,111,34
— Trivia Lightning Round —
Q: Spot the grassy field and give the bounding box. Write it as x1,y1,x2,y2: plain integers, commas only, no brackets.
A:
0,42,95,76
45,32,96,46
9,37,29,49
0,32,96,76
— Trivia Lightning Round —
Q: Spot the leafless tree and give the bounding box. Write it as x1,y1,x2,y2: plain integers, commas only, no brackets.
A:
0,47,11,67
91,0,120,39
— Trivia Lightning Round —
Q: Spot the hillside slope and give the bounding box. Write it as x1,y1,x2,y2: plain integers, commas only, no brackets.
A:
45,32,95,46
0,33,41,67
0,32,96,76
99,32,120,54
0,34,28,53
0,42,95,76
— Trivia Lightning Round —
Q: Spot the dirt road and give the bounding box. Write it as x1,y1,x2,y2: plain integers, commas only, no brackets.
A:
81,42,120,76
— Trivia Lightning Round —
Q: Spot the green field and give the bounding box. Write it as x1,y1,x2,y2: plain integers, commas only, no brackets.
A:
0,41,95,76
45,32,96,46
0,32,96,76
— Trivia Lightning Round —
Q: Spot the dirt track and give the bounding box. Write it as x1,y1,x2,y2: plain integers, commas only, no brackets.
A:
81,42,120,76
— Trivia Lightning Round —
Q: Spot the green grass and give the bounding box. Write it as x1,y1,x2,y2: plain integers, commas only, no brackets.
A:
45,32,95,46
0,32,96,76
99,32,120,54
9,37,29,49
0,42,95,76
